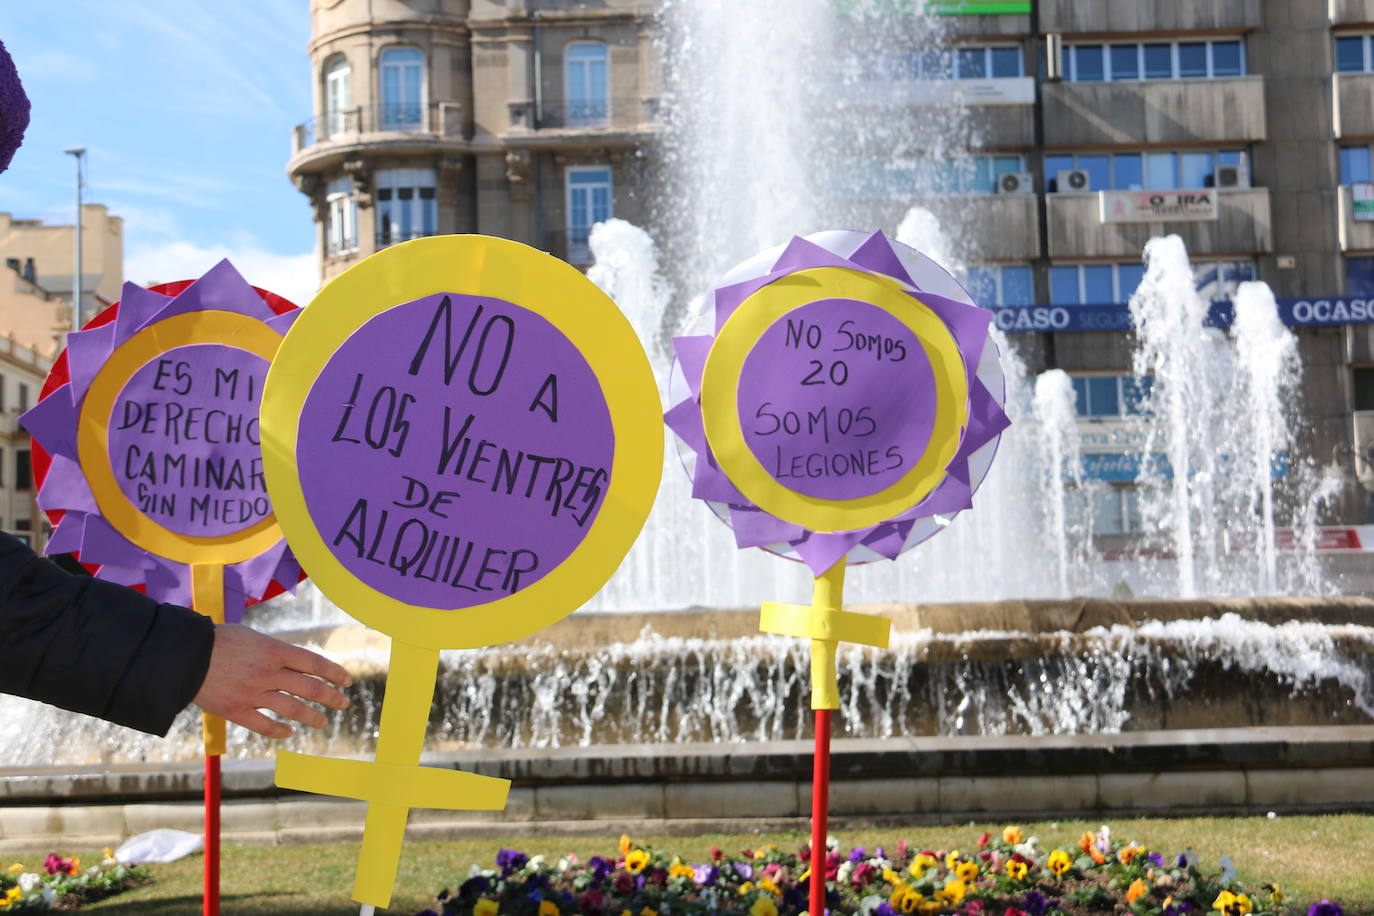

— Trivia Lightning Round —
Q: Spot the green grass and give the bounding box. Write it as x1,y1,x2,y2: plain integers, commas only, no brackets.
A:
48,815,1372,915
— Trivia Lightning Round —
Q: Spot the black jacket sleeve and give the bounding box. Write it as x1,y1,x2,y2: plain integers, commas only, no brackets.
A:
0,533,216,736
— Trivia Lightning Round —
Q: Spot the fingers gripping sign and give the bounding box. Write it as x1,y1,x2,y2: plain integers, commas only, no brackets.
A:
261,235,662,910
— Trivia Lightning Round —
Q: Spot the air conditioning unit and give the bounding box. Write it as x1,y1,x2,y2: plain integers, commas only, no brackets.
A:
1214,165,1243,188
998,172,1034,194
1056,169,1091,192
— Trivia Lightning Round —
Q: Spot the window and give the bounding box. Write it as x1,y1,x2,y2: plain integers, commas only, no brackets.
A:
1050,263,1146,304
17,383,28,413
375,168,437,246
379,47,424,131
962,265,1034,306
0,376,7,412
1090,486,1142,535
324,55,351,138
860,45,1022,81
565,42,610,127
1341,146,1373,185
15,450,30,491
566,166,613,263
1193,260,1256,302
1348,256,1374,295
1070,374,1154,418
1047,149,1247,191
1354,366,1374,411
1064,39,1245,81
927,155,1027,195
1337,35,1374,72
325,176,358,257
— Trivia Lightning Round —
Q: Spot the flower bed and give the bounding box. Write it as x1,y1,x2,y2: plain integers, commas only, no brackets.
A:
0,851,149,911
416,828,1345,916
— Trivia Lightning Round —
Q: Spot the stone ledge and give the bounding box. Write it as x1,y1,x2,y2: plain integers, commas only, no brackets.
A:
0,727,1371,849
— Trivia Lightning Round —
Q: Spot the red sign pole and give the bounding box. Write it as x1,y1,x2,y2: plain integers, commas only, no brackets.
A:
810,708,832,916
204,754,221,916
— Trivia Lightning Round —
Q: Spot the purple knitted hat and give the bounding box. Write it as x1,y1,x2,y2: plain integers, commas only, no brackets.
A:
0,40,30,174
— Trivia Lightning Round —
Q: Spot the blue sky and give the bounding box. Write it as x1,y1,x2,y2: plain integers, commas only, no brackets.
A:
1,2,321,304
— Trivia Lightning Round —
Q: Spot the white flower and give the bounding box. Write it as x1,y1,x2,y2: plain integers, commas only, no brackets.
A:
468,864,482,877
866,857,890,870
837,861,854,885
557,857,571,873
18,872,39,892
528,855,546,870
42,886,56,905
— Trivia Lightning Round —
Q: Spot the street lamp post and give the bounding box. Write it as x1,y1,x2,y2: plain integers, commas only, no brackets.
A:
63,147,85,335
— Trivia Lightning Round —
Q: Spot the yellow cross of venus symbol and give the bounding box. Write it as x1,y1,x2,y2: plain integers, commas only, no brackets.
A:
758,562,891,710
275,642,510,907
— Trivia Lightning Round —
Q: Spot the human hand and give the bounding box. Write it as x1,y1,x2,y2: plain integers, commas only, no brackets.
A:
192,624,352,739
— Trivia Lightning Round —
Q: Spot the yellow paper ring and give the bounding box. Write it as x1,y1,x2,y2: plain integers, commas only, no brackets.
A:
77,310,286,566
260,235,662,650
700,267,969,533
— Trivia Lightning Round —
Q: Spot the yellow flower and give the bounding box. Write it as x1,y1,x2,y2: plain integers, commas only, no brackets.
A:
890,885,923,914
4,864,20,874
625,849,649,873
937,879,967,905
883,867,902,884
474,899,499,916
945,850,962,870
1264,884,1285,904
1048,850,1073,876
539,901,560,916
1127,879,1149,903
1005,859,1028,881
1003,826,1023,845
750,896,779,916
669,863,696,880
1119,844,1140,865
640,909,658,916
758,876,781,896
619,834,633,857
1213,891,1253,916
619,910,631,916
909,854,938,878
917,902,944,916
955,861,979,882
739,882,755,895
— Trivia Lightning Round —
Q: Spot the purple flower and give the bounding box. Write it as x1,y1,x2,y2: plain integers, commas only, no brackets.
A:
693,864,720,886
1309,902,1344,916
876,905,898,916
459,876,490,898
1176,853,1190,868
1147,852,1166,867
1022,891,1049,916
733,862,754,881
848,847,867,863
875,846,886,860
496,848,528,877
588,856,613,882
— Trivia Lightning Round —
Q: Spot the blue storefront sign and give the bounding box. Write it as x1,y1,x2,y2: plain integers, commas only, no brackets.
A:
991,297,1374,334
1079,451,1288,482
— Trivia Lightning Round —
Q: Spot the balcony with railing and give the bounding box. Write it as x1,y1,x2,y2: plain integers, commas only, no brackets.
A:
543,228,595,266
289,102,465,162
1335,73,1374,139
505,97,661,136
1042,77,1266,147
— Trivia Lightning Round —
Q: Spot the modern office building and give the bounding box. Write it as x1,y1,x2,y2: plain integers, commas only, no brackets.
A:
287,0,1374,543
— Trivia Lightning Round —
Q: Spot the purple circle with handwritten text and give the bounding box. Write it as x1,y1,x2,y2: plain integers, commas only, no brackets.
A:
296,292,614,611
736,299,935,501
109,344,271,537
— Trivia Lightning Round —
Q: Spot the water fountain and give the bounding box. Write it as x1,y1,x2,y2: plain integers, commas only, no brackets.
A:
3,1,1372,773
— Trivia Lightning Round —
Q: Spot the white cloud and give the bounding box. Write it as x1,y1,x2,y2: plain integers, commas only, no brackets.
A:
125,240,319,308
